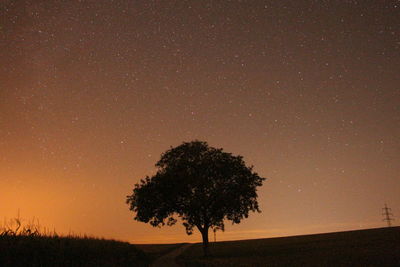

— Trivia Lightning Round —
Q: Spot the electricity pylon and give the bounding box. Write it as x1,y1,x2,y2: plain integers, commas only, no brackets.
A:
382,203,394,227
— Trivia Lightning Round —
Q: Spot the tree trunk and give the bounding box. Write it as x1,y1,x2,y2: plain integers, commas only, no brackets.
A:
200,227,209,257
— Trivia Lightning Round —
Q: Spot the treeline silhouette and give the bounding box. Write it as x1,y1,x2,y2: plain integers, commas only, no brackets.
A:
0,216,148,267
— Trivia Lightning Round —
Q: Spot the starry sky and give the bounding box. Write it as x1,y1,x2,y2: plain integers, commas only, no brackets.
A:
1,0,399,244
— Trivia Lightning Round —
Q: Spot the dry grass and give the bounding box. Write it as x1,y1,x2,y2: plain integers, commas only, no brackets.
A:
0,216,149,266
178,227,400,266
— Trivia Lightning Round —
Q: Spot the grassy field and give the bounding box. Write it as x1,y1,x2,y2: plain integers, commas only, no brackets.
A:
0,216,185,266
177,227,400,266
2,218,398,267
0,234,149,266
0,217,149,267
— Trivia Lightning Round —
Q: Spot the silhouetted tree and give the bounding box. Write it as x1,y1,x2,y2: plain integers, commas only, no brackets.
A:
126,140,265,256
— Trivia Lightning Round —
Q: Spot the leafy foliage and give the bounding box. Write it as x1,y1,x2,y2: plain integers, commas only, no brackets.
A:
127,141,265,254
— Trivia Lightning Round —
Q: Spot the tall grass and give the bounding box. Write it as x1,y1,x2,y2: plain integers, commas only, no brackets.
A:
0,216,148,266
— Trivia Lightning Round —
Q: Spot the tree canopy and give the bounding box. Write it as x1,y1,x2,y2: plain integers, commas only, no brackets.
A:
126,140,265,255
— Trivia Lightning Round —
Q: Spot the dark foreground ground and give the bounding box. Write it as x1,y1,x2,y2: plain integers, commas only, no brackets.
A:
0,234,148,266
1,227,398,266
136,243,184,262
177,227,400,266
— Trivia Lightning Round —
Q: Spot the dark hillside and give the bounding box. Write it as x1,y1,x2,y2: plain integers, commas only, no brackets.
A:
178,227,400,266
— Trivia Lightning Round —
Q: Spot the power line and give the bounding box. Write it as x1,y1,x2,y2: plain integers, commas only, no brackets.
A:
382,203,394,227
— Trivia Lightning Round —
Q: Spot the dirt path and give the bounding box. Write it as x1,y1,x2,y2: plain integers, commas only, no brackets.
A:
150,243,193,267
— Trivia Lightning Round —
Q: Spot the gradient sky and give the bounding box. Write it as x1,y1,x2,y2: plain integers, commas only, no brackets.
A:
1,0,399,244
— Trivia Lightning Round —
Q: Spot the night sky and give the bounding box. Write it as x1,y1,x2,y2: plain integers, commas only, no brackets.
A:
1,0,399,244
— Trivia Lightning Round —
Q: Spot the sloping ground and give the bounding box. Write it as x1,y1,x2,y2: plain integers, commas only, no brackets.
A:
0,235,148,267
150,243,193,267
178,227,400,266
136,243,186,262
